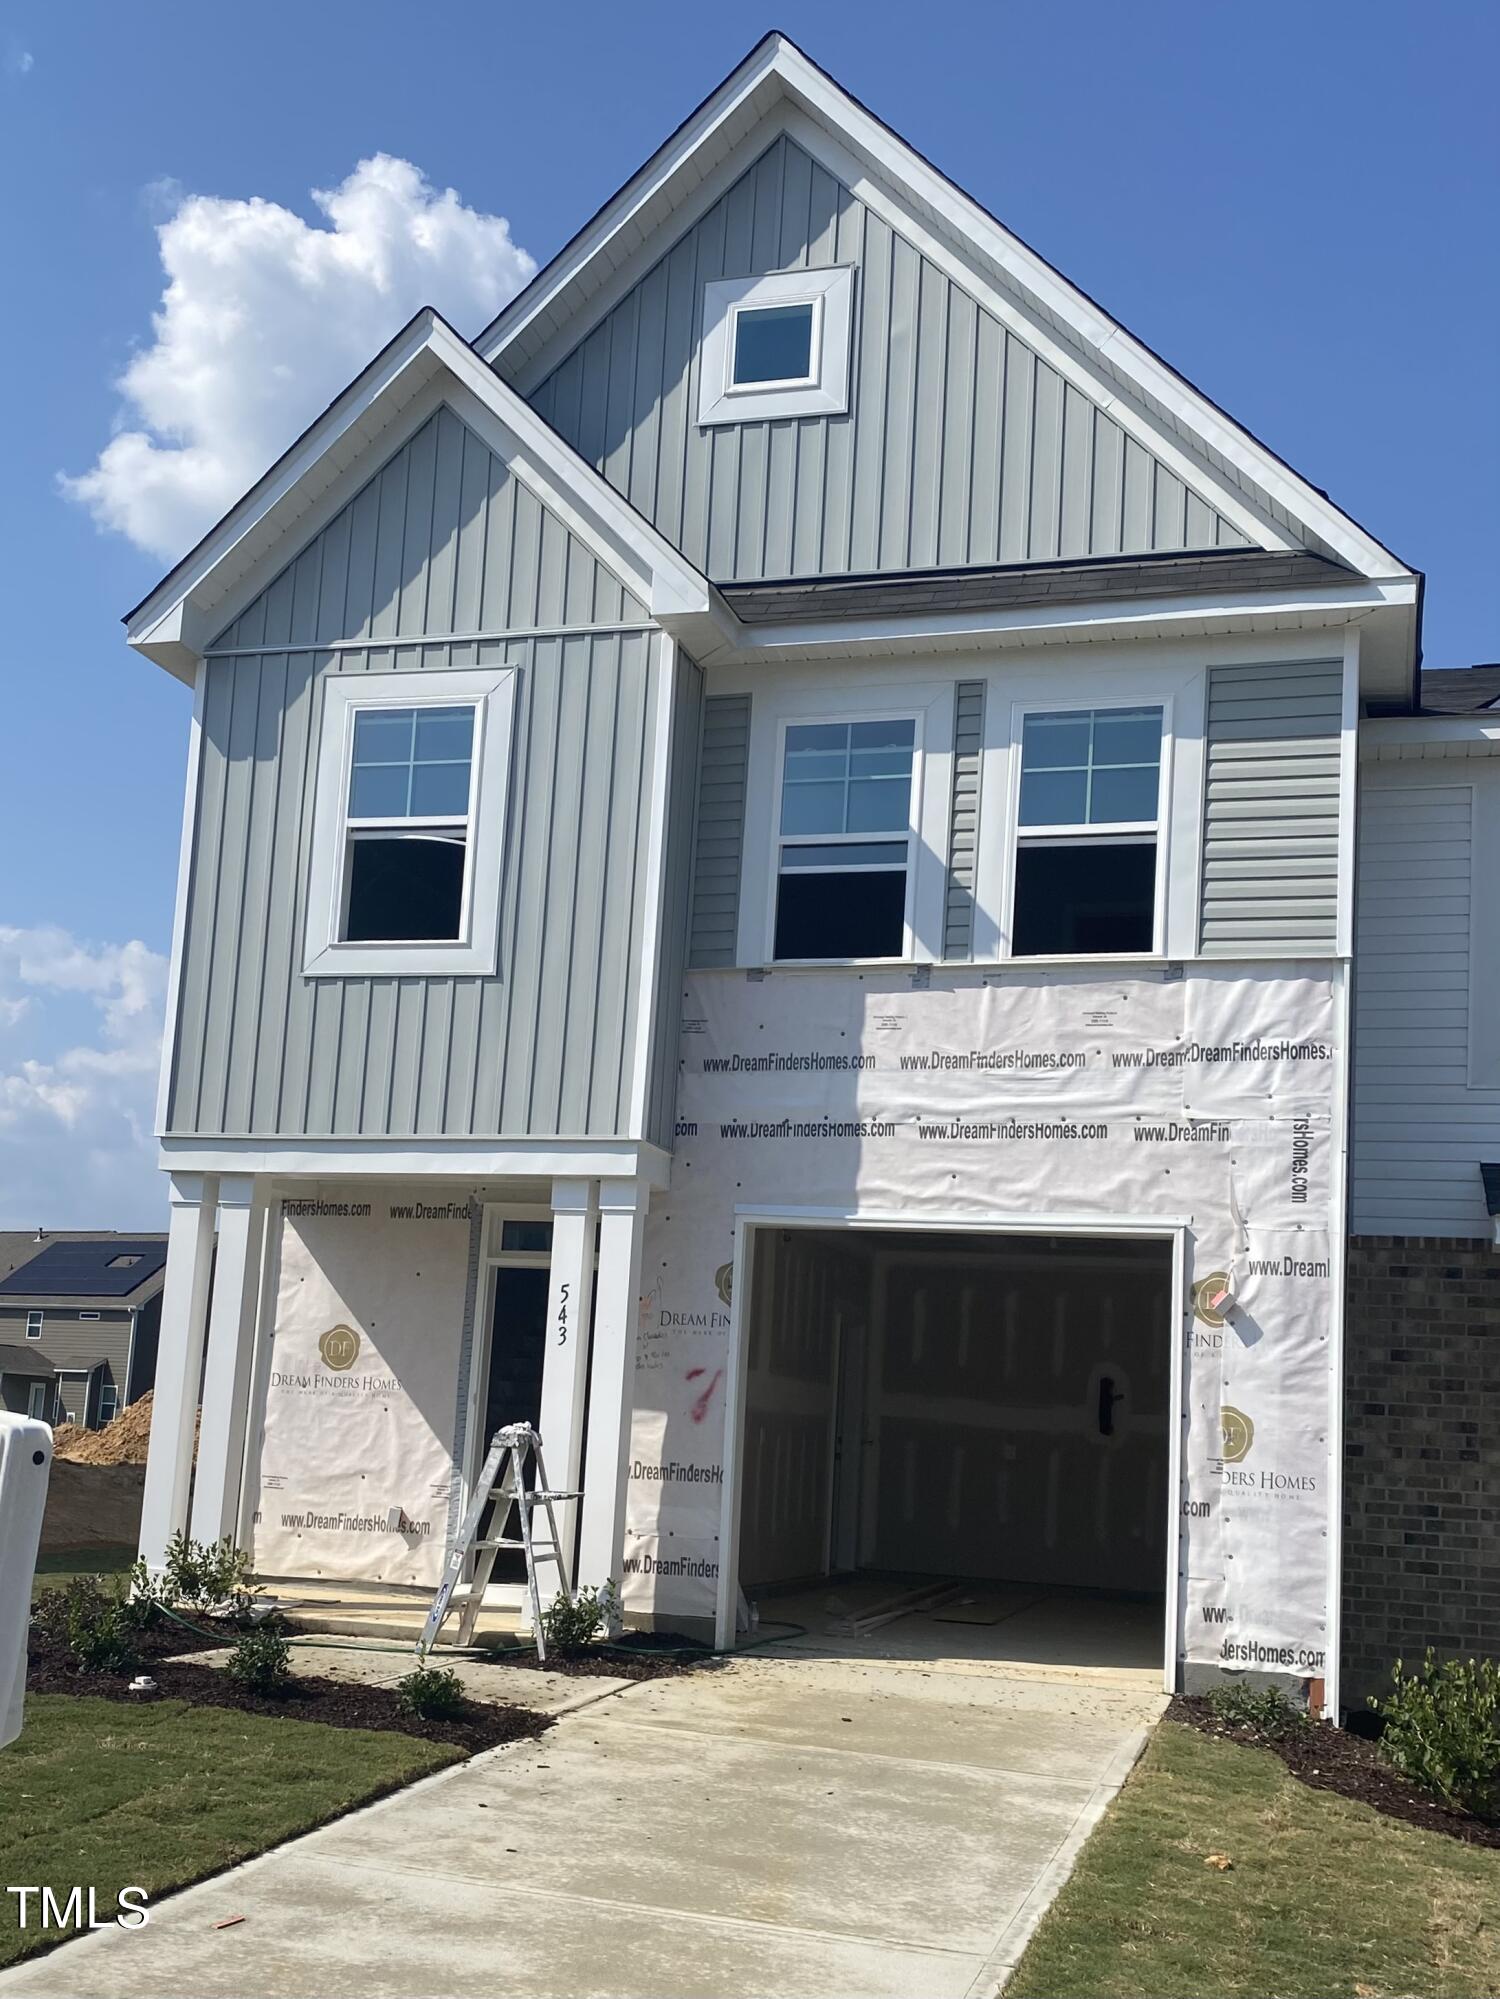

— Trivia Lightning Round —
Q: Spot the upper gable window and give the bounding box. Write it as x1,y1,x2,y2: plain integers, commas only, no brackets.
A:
303,666,516,978
699,268,854,426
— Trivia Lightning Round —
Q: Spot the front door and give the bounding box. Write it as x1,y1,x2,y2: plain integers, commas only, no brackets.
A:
27,1382,48,1420
478,1265,550,1583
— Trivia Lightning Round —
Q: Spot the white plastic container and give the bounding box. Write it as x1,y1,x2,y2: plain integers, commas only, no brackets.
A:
0,1415,52,1749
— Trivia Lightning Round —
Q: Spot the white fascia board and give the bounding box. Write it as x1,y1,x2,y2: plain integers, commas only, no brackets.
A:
1361,716,1500,757
127,312,714,680
484,34,1413,588
126,313,446,664
475,39,787,363
678,577,1417,670
158,1135,673,1189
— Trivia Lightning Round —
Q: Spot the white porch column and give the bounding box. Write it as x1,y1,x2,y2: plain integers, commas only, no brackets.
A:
189,1176,266,1548
576,1178,648,1611
537,1178,597,1575
138,1172,218,1569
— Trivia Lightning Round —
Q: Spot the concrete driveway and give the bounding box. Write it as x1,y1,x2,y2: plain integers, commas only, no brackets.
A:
2,1647,1163,1999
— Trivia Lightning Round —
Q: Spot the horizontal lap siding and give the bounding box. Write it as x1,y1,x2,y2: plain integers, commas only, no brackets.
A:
168,632,662,1139
212,406,647,651
688,694,751,967
527,133,1249,583
1199,661,1343,956
1352,779,1491,1235
944,681,985,961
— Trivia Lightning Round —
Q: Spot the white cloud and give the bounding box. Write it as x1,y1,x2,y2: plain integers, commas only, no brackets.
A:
63,156,536,561
0,927,168,1227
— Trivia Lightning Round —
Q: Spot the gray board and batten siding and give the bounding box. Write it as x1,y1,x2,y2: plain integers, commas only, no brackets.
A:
211,406,648,652
170,409,671,1143
525,131,1253,585
1199,659,1343,957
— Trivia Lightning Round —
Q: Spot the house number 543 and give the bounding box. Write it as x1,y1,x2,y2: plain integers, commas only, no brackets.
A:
557,1281,569,1347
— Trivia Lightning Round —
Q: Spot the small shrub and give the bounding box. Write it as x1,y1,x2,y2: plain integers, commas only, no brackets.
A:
121,1558,164,1631
396,1663,467,1721
226,1625,292,1696
1205,1680,1308,1741
44,1577,138,1675
541,1581,619,1657
161,1531,257,1617
1374,1650,1500,1818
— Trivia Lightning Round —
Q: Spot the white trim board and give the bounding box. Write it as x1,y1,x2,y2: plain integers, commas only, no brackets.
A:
126,312,718,684
156,1136,673,1187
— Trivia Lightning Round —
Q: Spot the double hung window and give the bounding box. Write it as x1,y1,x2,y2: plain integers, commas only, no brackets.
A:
774,719,916,961
1011,706,1164,956
341,704,476,944
304,666,514,978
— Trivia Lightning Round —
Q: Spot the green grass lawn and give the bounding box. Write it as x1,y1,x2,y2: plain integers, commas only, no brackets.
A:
1010,1721,1500,1999
31,1546,137,1590
0,1694,460,1969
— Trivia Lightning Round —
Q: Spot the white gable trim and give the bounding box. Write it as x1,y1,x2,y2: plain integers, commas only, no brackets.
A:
127,311,715,681
482,34,1411,587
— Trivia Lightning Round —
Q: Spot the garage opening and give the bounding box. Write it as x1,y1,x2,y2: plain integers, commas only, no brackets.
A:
735,1227,1173,1677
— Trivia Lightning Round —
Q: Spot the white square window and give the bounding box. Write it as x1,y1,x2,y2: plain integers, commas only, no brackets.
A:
1010,705,1165,957
25,1310,43,1341
303,667,516,978
698,267,854,425
773,717,917,961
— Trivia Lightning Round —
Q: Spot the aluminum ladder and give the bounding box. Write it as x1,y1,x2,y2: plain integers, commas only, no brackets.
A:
417,1423,578,1662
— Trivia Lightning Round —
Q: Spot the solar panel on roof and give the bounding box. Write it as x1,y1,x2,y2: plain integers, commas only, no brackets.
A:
0,1238,168,1298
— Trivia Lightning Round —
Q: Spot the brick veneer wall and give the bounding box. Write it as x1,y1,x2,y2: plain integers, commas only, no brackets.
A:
1343,1236,1500,1705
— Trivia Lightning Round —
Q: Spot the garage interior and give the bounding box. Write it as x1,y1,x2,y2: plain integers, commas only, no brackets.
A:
736,1227,1173,1677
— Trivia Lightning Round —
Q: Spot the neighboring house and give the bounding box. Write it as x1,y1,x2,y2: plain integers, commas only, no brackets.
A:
1343,665,1500,1698
124,34,1433,1717
0,1232,168,1427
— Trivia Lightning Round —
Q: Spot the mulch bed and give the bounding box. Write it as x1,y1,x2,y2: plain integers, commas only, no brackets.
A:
1169,1694,1500,1850
27,1617,550,1755
476,1629,721,1681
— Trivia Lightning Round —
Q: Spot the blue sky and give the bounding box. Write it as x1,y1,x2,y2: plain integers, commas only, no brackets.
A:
0,0,1495,1225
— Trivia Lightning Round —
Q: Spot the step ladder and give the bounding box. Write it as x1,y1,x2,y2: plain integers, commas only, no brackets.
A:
417,1423,579,1663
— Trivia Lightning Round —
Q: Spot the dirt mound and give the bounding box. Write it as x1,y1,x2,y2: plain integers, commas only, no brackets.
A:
52,1392,157,1466
41,1460,144,1552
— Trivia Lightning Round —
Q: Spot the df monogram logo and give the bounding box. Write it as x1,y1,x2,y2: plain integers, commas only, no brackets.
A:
1219,1406,1254,1464
714,1262,734,1307
318,1323,361,1371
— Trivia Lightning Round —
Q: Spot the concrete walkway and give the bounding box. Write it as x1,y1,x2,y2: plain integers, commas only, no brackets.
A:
2,1647,1164,1999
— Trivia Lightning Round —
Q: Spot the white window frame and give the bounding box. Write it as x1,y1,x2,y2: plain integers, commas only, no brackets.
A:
698,267,855,425
303,666,516,978
25,1310,42,1341
1003,696,1173,961
97,1382,118,1426
766,708,925,965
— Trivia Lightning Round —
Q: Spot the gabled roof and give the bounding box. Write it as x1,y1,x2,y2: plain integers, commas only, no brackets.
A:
0,1344,54,1377
480,32,1416,598
125,309,720,682
0,1236,168,1306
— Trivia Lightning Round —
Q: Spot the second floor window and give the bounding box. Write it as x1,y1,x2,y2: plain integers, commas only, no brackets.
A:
774,719,916,961
1011,706,1163,956
340,704,476,944
25,1310,42,1340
